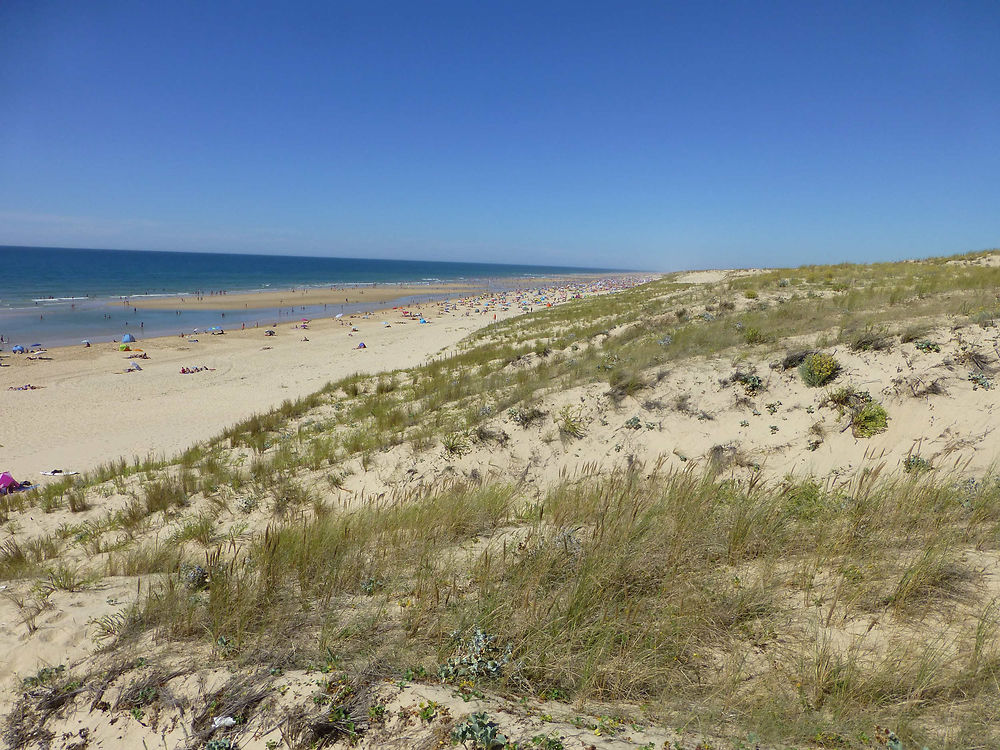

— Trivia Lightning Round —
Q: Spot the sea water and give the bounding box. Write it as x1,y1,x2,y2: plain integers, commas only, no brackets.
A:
0,246,610,347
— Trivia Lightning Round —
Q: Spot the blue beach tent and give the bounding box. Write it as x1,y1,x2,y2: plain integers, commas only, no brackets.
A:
122,333,137,343
11,345,24,353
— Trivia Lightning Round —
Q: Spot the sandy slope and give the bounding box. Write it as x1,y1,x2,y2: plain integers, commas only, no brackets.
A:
6,268,1000,749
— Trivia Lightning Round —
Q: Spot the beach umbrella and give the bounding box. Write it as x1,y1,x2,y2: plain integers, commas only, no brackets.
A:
335,313,343,319
30,343,42,348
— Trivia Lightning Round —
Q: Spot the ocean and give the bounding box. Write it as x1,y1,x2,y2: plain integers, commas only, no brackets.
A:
0,246,612,347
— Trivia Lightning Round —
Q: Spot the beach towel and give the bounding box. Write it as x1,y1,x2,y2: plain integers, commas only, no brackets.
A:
41,470,79,476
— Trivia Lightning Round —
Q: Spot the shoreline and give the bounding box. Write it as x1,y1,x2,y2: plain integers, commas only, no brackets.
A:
0,276,649,480
123,282,484,311
0,272,627,348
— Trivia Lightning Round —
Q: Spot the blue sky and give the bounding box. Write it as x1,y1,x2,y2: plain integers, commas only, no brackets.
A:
1,1,998,271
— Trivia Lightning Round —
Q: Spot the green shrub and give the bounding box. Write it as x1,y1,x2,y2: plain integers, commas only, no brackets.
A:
852,402,889,438
799,353,841,387
742,327,770,345
904,455,932,473
915,339,941,353
451,712,507,749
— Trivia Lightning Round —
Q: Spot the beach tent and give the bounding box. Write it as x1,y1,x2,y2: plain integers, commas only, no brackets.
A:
122,333,136,343
11,345,24,353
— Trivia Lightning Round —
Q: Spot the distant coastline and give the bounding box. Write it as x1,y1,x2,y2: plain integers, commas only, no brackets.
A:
0,245,635,347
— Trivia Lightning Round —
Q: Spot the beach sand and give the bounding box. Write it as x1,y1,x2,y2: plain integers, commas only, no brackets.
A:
0,279,635,480
0,303,492,479
126,282,482,310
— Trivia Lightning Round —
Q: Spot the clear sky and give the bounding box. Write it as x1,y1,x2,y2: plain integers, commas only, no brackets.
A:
1,1,998,271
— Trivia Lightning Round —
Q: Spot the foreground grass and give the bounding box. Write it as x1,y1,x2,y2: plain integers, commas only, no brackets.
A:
98,467,1000,748
5,249,1000,748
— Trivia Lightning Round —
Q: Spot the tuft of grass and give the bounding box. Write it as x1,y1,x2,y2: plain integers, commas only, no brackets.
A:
847,325,893,352
888,546,974,612
169,514,218,546
557,406,587,439
143,479,189,515
443,432,470,456
826,384,871,409
900,324,930,343
606,370,646,402
903,455,932,474
41,562,93,593
780,349,815,370
742,326,771,345
509,406,546,427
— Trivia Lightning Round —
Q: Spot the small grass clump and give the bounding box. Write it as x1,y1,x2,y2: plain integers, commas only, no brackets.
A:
899,324,929,343
799,353,841,387
848,325,893,352
742,326,770,345
826,384,871,409
606,370,646,402
509,406,546,427
904,455,932,473
443,432,470,456
779,349,815,370
557,406,586,439
851,401,889,437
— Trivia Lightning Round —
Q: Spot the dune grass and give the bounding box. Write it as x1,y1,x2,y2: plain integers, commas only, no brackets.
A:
6,250,1000,748
91,466,1000,748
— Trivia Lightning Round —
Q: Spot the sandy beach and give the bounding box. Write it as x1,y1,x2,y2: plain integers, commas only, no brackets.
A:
125,282,482,310
0,279,640,480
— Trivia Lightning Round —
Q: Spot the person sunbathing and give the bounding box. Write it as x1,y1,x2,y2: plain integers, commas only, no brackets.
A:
0,472,28,495
8,384,40,390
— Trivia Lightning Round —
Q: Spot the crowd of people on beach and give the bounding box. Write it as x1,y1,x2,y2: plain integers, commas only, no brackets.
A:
2,276,651,393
